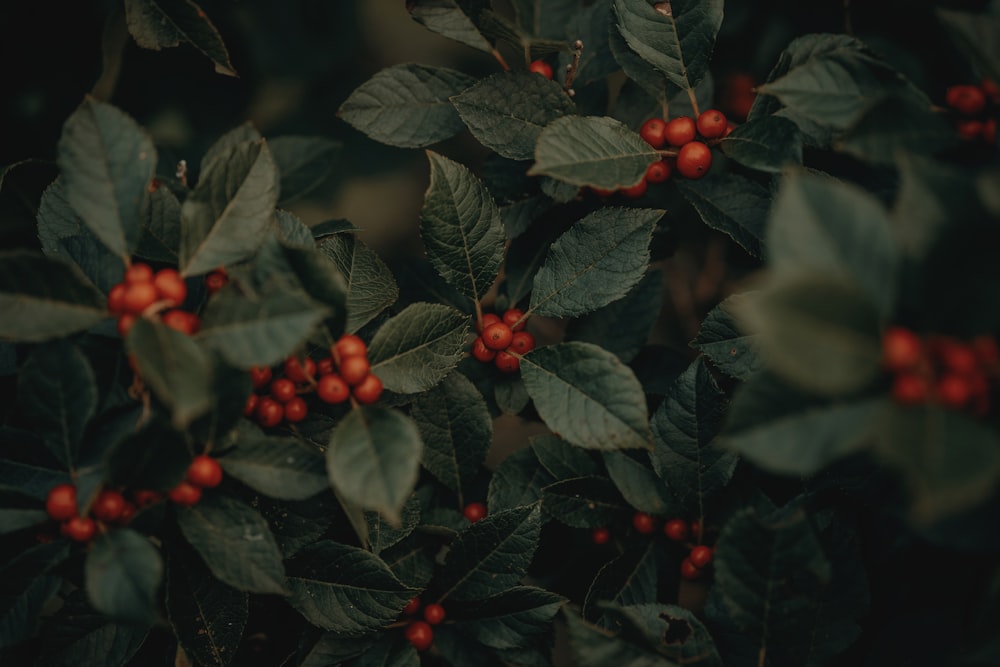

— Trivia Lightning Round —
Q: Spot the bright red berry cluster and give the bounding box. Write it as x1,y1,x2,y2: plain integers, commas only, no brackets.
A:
883,326,998,415
470,309,535,373
946,80,999,144
167,455,225,507
663,517,714,580
107,262,199,337
398,596,444,651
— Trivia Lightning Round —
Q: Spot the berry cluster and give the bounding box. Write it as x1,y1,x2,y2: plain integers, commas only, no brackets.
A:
883,327,998,415
107,262,198,337
602,512,714,581
399,597,446,651
166,455,225,506
470,309,535,373
945,80,999,144
244,334,384,428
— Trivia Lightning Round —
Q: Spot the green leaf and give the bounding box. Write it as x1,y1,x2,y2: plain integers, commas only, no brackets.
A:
566,270,663,363
17,340,97,468
166,539,248,667
720,116,802,173
691,293,763,381
338,64,477,148
126,318,214,428
299,634,378,667
936,9,1000,86
565,608,677,667
104,419,190,492
836,95,957,165
269,135,341,205
528,115,660,189
56,98,155,259
650,358,736,516
123,0,237,76
368,302,469,394
347,637,420,667
530,207,660,318
200,123,262,176
454,586,567,650
521,342,653,450
451,72,576,160
176,491,288,595
560,0,620,86
511,0,577,40
285,540,413,635
0,459,68,501
531,433,599,479
219,428,328,501
602,452,673,516
542,476,630,528
0,575,61,649
0,541,70,625
366,495,421,555
136,181,181,262
381,533,436,589
613,0,724,94
0,250,107,342
327,407,423,524
255,492,339,559
408,0,492,52
198,288,328,370
438,503,543,601
606,603,723,667
890,153,974,261
179,138,279,276
421,151,505,307
583,542,659,624
676,174,769,259
85,529,162,626
320,234,398,333
35,591,148,667
488,448,555,513
411,372,492,505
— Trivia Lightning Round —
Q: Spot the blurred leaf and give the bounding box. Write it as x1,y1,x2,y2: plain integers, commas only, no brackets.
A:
123,0,237,76
720,116,802,173
488,447,555,513
85,529,162,626
454,586,567,649
408,0,492,52
692,293,763,381
676,173,769,259
602,451,673,516
299,634,378,667
937,9,1000,85
837,95,957,165
365,495,421,555
36,591,147,667
368,302,468,394
567,270,663,363
346,637,420,667
104,419,189,492
269,135,341,205
565,607,675,667
583,541,659,624
890,153,974,261
542,475,629,528
0,541,70,629
219,428,328,501
602,603,722,666
320,234,398,333
0,460,69,501
511,0,578,40
0,575,60,649
338,64,476,148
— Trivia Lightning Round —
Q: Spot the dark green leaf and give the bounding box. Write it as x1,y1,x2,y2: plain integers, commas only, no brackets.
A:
412,372,491,505
521,342,653,450
890,152,974,261
274,209,315,249
720,116,802,173
566,609,674,666
327,406,423,524
0,250,107,342
451,72,576,160
936,9,1000,86
269,135,341,205
368,302,469,394
542,475,630,528
136,181,181,262
692,293,763,381
583,542,659,624
0,575,60,649
676,173,769,259
347,637,420,667
455,586,567,649
285,540,413,635
408,0,492,52
338,64,477,148
199,123,262,176
609,23,669,104
531,433,600,479
512,0,577,40
219,428,328,501
0,541,70,622
560,0,620,86
123,0,237,76
494,374,531,416
381,533,436,589
56,98,155,259
255,491,339,558
104,419,189,491
488,447,555,513
566,269,663,362
0,508,47,535
528,116,660,189
529,207,660,318
438,503,542,600
85,529,162,626
36,591,147,667
606,603,722,666
176,491,288,595
366,494,421,555
836,95,957,165
320,234,398,333
602,451,673,516
179,139,279,276
300,634,378,667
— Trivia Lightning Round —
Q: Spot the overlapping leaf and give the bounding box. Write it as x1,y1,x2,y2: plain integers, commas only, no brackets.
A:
720,116,803,173
692,293,763,381
320,234,398,333
124,0,237,76
454,586,567,650
219,428,328,501
541,476,630,528
408,0,492,52
676,174,769,259
566,270,663,363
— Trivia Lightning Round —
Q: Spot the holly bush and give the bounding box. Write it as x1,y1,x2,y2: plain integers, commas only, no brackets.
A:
2,1,1000,666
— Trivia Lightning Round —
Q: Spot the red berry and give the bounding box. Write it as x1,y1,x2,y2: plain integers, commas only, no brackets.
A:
334,334,368,360
936,374,972,409
284,356,316,384
187,455,224,488
494,350,520,373
353,374,384,405
250,366,272,389
696,109,728,139
663,518,689,542
664,116,697,147
45,484,77,521
117,313,136,337
256,397,284,427
528,59,554,80
243,393,259,417
502,308,526,332
168,481,202,506
472,336,497,363
162,309,199,335
632,511,657,535
132,489,162,507
676,141,712,179
205,270,228,294
317,374,351,404
639,118,668,148
938,340,978,376
125,263,153,285
591,527,611,545
957,119,985,140
122,281,158,314
689,545,713,568
645,160,672,183
107,283,127,314
283,396,308,423
63,516,96,543
423,603,446,625
270,378,297,403
680,557,701,580
153,269,187,307
402,597,421,616
405,620,434,651
946,84,987,116
882,326,923,372
317,357,335,375
477,313,502,333
91,489,126,523
509,331,536,355
972,335,999,365
620,177,648,199
463,502,487,522
892,373,929,405
482,322,514,350
339,355,371,385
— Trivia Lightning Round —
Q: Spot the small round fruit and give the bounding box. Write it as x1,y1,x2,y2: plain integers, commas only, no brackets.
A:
502,308,526,332
317,357,335,376
591,527,611,545
335,334,368,360
107,283,127,314
645,160,672,183
63,516,96,543
957,119,985,140
243,393,259,417
477,313,501,333
482,322,514,350
689,545,713,568
125,263,154,284
882,326,923,372
632,511,657,535
405,620,434,651
153,269,187,307
132,489,162,507
676,141,712,179
936,374,972,409
494,350,520,373
423,603,446,625
509,331,536,355
696,109,728,139
122,281,159,314
529,59,554,80
680,557,701,580
91,489,126,523
168,481,202,506
205,270,228,294
339,355,371,385
620,177,648,199
892,373,929,405
946,84,987,116
472,336,497,363
162,309,199,335
250,366,272,389
663,518,689,542
270,378,297,403
402,597,421,616
283,396,308,423
256,397,284,427
639,117,668,148
463,501,487,522
117,313,137,337
353,374,384,405
284,356,316,384
664,116,697,147
187,455,224,488
317,374,351,404
938,340,978,375
45,484,77,521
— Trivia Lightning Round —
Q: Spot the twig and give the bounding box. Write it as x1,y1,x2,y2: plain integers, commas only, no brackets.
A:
563,40,584,96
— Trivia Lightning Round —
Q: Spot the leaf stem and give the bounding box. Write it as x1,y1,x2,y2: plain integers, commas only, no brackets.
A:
686,87,701,118
492,48,511,72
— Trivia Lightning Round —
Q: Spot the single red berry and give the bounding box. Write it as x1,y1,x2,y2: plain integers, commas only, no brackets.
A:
256,396,284,427
122,281,159,314
639,118,668,148
937,340,978,376
477,313,501,333
957,119,985,140
250,366,272,389
502,308,526,332
353,374,384,405
482,322,514,350
339,355,371,385
402,597,421,616
680,557,701,580
270,378,297,403
472,336,497,362
664,116,697,147
405,620,434,651
187,455,224,488
162,309,199,335
153,269,187,307
243,393,259,417
591,527,611,545
946,84,987,116
107,283,127,314
117,313,137,337
882,326,923,372
663,518,689,542
334,334,368,360
696,109,728,139
45,484,77,521
689,545,713,568
423,603,446,625
494,350,520,373
125,263,154,285
283,396,309,423
892,372,929,405
645,160,672,183
317,357,335,376
676,141,712,179
168,481,203,506
205,270,228,294
620,177,648,199
632,511,657,535
972,335,999,365
463,502,487,522
91,489,126,523
509,331,536,355
528,59,554,80
132,489,162,507
63,516,96,543
936,374,973,409
317,374,351,404
285,356,316,384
